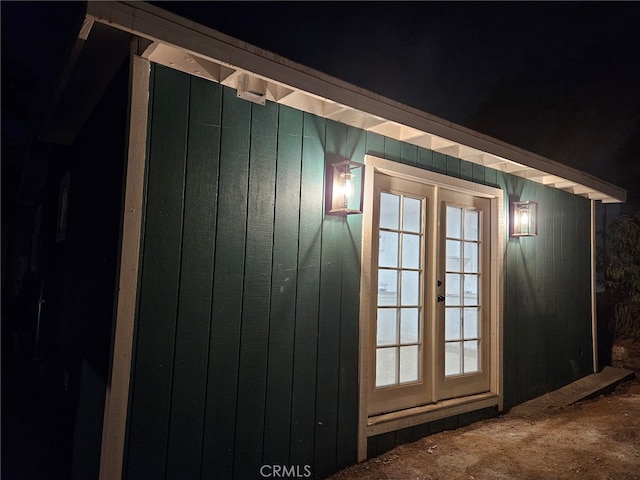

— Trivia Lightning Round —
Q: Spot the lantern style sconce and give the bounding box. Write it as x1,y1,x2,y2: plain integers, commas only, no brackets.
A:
327,160,365,215
512,200,538,237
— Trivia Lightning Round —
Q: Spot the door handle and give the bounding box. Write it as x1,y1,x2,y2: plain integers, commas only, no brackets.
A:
437,294,446,303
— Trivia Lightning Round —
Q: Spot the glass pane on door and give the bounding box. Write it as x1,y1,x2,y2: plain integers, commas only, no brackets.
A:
375,192,424,388
444,204,482,377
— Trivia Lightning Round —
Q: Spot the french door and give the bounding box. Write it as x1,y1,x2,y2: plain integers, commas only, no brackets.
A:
436,188,490,400
368,172,492,416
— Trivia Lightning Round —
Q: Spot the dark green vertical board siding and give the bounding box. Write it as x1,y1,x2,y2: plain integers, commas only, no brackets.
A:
578,198,593,373
527,182,545,398
365,131,385,158
446,155,460,178
544,189,563,393
384,136,402,162
432,151,447,174
375,432,397,457
499,171,518,407
555,188,567,380
537,182,552,389
395,427,413,446
400,142,418,167
263,106,303,463
367,408,498,458
417,147,433,170
367,436,377,459
543,186,557,395
233,100,278,479
518,180,538,401
460,158,473,181
290,113,325,467
457,412,472,428
574,196,592,377
563,191,576,383
165,77,221,480
128,64,596,478
428,418,444,435
201,86,251,479
472,163,485,184
484,166,498,188
126,66,189,479
336,126,365,470
411,422,430,441
443,415,458,431
314,120,346,478
501,174,593,410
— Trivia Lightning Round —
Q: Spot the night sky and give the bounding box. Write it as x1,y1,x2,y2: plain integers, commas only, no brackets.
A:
3,1,640,205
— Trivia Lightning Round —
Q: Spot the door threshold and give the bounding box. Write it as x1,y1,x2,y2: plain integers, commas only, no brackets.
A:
367,392,499,437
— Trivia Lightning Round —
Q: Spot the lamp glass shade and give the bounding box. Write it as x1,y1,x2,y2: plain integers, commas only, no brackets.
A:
512,201,538,237
329,160,365,215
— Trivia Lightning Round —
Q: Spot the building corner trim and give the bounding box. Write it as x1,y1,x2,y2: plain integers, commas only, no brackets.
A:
98,52,150,480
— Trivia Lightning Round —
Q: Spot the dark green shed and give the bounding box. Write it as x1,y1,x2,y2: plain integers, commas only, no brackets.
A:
47,2,625,479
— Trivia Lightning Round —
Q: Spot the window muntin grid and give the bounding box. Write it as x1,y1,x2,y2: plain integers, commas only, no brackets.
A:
375,192,424,388
444,205,482,377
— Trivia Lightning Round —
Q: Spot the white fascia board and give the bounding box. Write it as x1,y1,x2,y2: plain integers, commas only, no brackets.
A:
85,1,626,204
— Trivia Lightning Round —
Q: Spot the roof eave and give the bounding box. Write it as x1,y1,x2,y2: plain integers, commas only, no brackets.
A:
84,0,626,203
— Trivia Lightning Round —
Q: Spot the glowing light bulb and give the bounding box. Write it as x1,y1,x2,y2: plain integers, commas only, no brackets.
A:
341,172,354,207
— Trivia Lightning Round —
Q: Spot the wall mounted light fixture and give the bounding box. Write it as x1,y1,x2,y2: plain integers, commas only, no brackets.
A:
236,73,267,105
327,160,365,215
512,200,538,237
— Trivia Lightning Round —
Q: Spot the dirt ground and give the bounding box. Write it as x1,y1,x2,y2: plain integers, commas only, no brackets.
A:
329,378,640,480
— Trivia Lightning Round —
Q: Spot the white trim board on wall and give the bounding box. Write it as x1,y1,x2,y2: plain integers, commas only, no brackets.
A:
99,52,150,480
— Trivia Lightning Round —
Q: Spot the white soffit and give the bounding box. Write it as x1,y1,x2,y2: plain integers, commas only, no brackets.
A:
86,1,625,204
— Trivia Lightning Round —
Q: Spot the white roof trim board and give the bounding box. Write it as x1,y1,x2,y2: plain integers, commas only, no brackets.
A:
86,1,626,203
